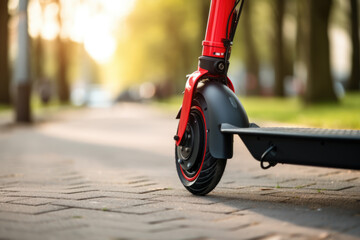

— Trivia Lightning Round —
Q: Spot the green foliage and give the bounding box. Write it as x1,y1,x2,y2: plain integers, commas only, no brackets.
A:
240,93,360,129
0,104,11,112
155,93,360,129
117,0,203,91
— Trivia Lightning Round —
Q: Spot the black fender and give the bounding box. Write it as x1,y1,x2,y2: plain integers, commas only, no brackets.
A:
177,81,249,159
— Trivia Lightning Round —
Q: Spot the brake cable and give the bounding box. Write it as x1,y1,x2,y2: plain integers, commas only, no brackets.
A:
223,0,246,73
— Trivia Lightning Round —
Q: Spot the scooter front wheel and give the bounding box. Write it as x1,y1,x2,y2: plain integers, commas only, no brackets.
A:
175,99,227,195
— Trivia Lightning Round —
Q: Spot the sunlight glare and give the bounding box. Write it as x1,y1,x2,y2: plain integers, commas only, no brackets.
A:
41,3,60,40
84,15,116,63
28,0,42,38
27,0,136,63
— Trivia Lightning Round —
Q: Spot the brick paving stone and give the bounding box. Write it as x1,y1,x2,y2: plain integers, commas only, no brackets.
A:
141,201,241,214
262,191,360,208
99,190,160,200
0,202,69,215
0,218,88,233
151,195,230,205
112,204,170,215
10,198,55,206
0,211,66,223
51,197,156,210
0,228,50,240
0,196,28,203
2,190,109,200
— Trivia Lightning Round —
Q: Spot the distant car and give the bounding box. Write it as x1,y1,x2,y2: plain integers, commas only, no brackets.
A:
71,84,112,108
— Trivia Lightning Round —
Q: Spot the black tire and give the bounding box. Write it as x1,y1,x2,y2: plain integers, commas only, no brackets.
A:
175,97,227,196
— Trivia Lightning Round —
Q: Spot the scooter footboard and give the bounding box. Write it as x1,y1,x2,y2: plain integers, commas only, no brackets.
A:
221,123,360,170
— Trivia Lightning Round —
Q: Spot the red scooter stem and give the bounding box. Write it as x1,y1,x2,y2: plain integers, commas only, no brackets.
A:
202,0,236,58
176,0,236,145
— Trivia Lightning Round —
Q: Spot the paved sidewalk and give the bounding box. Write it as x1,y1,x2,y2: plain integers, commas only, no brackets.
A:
0,103,359,240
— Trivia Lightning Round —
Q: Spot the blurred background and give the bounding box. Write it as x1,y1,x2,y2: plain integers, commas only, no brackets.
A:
0,0,359,128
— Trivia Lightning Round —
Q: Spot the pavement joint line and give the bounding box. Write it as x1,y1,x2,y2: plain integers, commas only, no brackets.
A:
112,208,173,216
0,206,71,215
5,202,54,207
0,216,77,224
64,185,92,190
246,233,279,240
131,202,164,207
252,174,271,179
223,181,235,184
1,197,30,204
333,186,355,191
138,188,170,194
294,183,317,189
227,223,258,232
127,179,150,184
2,194,108,201
98,194,158,201
317,171,342,177
63,190,99,195
66,181,91,186
132,183,158,188
0,190,20,193
49,203,171,215
225,209,247,215
148,217,185,225
0,222,90,234
149,225,189,233
344,177,359,182
49,204,119,213
277,178,297,183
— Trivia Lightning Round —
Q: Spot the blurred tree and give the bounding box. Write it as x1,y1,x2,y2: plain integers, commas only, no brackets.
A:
348,0,360,91
33,0,46,103
123,0,200,95
0,0,11,104
300,0,338,103
272,0,286,97
242,0,260,95
56,0,70,103
295,0,308,96
15,0,32,122
199,0,210,44
34,36,44,85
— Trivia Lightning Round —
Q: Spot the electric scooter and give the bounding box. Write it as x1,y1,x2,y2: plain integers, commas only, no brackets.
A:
174,0,360,196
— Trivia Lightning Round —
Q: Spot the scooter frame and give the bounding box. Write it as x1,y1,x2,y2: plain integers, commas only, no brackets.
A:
175,0,360,171
175,0,249,161
176,0,239,146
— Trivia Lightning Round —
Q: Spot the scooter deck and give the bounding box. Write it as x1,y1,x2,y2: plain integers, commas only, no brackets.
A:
221,123,360,170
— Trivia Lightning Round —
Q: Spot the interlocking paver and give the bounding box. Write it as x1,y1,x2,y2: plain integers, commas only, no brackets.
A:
0,202,69,215
10,197,55,206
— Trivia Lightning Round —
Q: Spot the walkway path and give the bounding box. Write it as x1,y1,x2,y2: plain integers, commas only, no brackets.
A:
0,103,359,240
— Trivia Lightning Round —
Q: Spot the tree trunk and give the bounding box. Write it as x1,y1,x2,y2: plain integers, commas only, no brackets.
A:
243,0,260,95
273,0,286,97
0,0,11,104
57,38,70,103
15,0,32,122
56,0,70,103
348,0,360,91
304,0,338,103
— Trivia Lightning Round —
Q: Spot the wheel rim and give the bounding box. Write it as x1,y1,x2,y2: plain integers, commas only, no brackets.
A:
176,106,207,182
